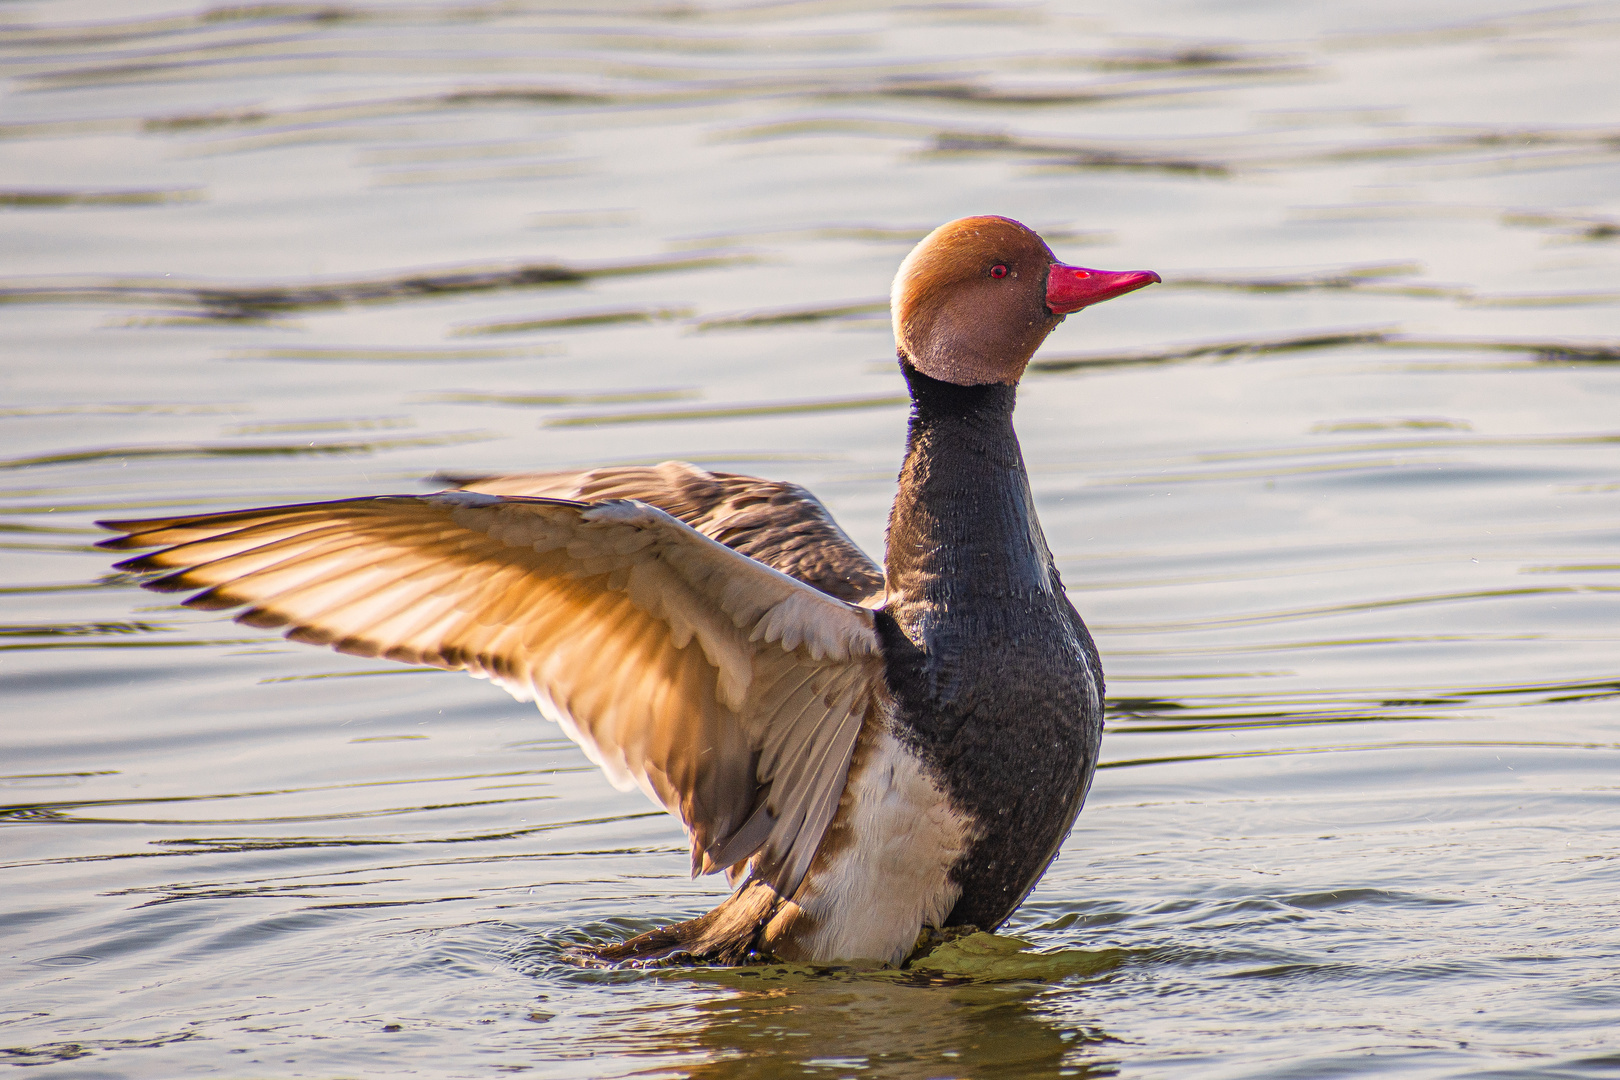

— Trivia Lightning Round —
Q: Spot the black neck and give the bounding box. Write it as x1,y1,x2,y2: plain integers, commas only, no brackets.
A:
883,363,1058,650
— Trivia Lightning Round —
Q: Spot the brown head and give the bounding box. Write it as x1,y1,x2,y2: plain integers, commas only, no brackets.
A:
891,215,1159,386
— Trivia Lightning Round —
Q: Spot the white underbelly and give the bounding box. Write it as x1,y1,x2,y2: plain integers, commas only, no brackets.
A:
787,727,976,966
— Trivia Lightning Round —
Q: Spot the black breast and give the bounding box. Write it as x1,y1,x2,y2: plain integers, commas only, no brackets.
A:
878,366,1105,931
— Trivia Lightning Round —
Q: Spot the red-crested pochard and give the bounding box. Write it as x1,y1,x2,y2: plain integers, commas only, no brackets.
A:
99,216,1159,966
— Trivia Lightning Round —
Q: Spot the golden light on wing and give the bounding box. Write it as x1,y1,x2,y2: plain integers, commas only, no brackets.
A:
98,492,884,897
442,460,885,605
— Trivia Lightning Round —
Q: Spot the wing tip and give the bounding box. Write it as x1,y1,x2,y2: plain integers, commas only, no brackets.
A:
108,550,162,572
183,586,244,609
95,532,144,552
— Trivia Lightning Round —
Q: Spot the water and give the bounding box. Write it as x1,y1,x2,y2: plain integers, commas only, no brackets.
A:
3,1,1619,1076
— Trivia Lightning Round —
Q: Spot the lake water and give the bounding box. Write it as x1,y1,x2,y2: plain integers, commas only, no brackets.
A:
3,1,1619,1076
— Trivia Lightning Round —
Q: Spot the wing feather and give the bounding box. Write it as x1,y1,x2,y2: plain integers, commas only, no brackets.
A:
98,492,885,899
442,461,885,605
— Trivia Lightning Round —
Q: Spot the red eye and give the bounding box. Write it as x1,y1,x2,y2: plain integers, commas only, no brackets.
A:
989,264,1009,279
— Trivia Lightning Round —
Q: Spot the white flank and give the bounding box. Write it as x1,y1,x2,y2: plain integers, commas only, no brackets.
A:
789,726,976,966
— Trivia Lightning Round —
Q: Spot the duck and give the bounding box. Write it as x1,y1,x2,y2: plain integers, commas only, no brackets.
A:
98,216,1159,967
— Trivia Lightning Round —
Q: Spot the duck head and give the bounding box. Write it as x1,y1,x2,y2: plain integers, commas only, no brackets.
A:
892,215,1160,386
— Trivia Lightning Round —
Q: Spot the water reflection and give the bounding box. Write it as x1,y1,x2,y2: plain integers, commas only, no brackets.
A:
0,432,491,472
0,187,203,206
517,937,1123,1079
661,975,1109,1080
0,253,743,321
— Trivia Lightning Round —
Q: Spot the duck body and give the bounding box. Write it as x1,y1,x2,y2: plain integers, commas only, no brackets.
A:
710,366,1103,966
98,216,1154,967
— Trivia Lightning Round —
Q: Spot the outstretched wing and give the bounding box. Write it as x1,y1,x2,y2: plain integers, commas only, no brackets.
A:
440,460,885,606
98,492,887,898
